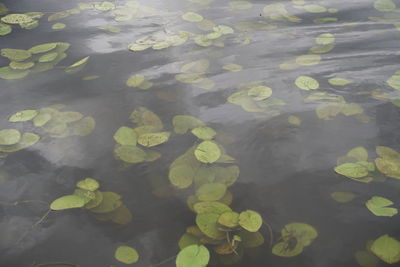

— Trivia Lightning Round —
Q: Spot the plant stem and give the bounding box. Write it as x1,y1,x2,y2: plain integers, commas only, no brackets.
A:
263,219,274,247
32,262,79,267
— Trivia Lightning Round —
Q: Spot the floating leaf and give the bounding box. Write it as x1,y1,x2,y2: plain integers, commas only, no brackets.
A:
365,196,398,217
29,43,58,54
248,86,272,100
1,14,33,24
113,127,137,146
272,241,304,257
89,191,122,213
176,245,210,267
50,195,85,210
370,235,400,264
193,201,232,215
374,0,396,12
328,78,353,86
84,191,103,209
137,132,170,147
347,146,368,161
288,115,301,125
0,23,12,36
191,127,216,140
295,76,319,90
375,157,400,179
0,129,21,145
334,162,368,178
65,56,89,74
296,54,321,66
0,132,40,152
52,23,66,30
95,1,116,11
38,52,58,63
315,33,335,45
179,233,200,250
114,145,146,163
130,107,163,130
194,141,221,163
303,4,327,13
213,25,234,35
1,48,31,62
223,64,242,72
196,183,227,201
9,110,38,122
9,61,35,70
126,74,145,87
114,246,139,264
218,211,239,228
238,210,262,232
182,12,204,22
196,213,225,239
76,178,100,192
331,192,356,203
173,116,205,134
229,1,253,10
0,67,29,79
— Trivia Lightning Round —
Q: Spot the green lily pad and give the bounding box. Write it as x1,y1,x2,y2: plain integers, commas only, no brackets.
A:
191,127,216,140
176,245,210,267
0,132,40,152
94,1,116,11
330,192,357,203
130,107,163,130
194,141,221,163
1,14,33,25
347,146,368,161
113,126,137,146
69,116,96,136
223,64,242,72
0,129,21,145
0,23,12,36
84,190,103,209
328,78,353,86
0,67,29,79
334,162,369,178
272,241,304,257
1,48,31,61
303,4,327,13
296,54,321,66
126,74,145,87
89,191,122,213
193,201,232,215
295,76,319,90
288,115,301,125
76,178,100,191
179,233,200,250
375,157,400,179
114,145,146,163
196,213,225,239
38,52,58,63
196,183,227,201
370,235,400,264
248,86,273,100
181,59,210,73
173,115,205,134
169,164,196,189
238,210,262,232
282,222,318,247
9,110,38,122
137,132,170,147
315,33,335,45
182,12,204,22
9,61,35,70
213,25,234,35
374,0,396,12
51,22,66,30
73,189,95,204
365,196,398,217
386,71,400,90
114,246,139,264
29,43,58,54
218,211,239,228
65,56,89,74
50,195,85,210
229,1,253,10
176,73,205,84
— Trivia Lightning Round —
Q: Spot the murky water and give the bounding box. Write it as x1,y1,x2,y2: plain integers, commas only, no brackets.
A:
1,0,400,266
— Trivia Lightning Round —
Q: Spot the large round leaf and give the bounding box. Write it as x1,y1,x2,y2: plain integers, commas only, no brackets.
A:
370,235,400,264
238,210,262,232
176,245,210,267
194,141,221,163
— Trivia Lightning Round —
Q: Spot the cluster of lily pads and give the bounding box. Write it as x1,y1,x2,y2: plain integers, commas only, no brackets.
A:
0,42,90,79
51,177,133,225
113,107,170,164
0,128,39,157
227,81,285,115
333,146,400,264
0,3,44,37
8,105,95,138
175,59,215,90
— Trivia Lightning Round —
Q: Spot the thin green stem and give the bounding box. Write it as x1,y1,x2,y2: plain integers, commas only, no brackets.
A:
17,209,52,245
32,262,79,267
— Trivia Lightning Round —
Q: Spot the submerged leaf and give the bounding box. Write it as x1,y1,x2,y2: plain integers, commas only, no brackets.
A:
114,246,139,264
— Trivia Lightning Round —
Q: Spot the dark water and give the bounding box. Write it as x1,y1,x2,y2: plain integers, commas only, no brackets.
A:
1,0,400,266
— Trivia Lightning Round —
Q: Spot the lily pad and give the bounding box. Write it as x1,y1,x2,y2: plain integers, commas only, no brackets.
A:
218,211,239,228
182,12,204,22
1,14,33,25
330,192,357,203
248,86,273,100
370,235,400,264
296,54,321,66
328,78,353,86
193,201,232,215
365,196,398,217
334,162,369,178
194,141,221,163
76,178,100,192
0,129,21,145
113,127,137,146
191,127,216,140
295,76,319,90
0,67,29,79
29,43,58,54
196,213,225,239
1,48,31,61
176,245,210,267
9,61,35,70
50,195,85,210
315,33,335,45
0,132,40,152
89,191,122,213
9,110,38,122
114,246,139,264
196,183,227,201
238,210,262,232
126,74,145,87
173,115,205,134
0,23,12,36
38,52,58,63
137,132,170,147
114,145,146,163
65,56,89,74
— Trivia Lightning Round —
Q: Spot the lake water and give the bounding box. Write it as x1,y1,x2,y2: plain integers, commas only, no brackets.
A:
1,0,400,266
